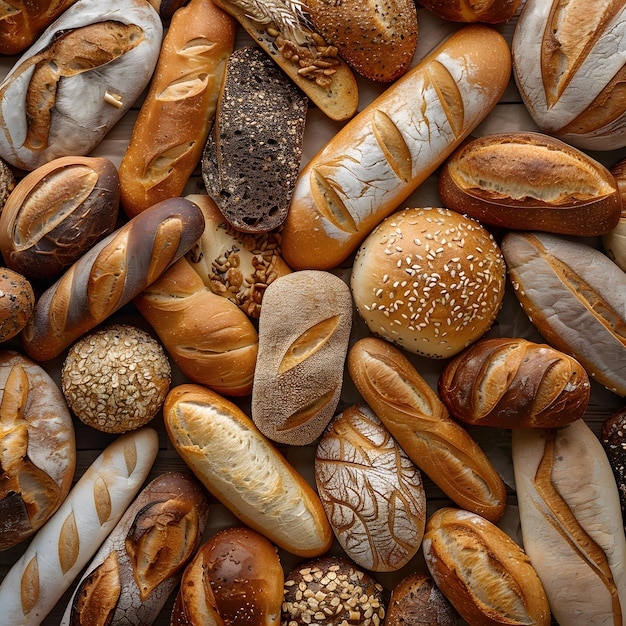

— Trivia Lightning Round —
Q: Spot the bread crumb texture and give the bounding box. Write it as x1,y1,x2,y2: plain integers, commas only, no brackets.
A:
61,324,171,433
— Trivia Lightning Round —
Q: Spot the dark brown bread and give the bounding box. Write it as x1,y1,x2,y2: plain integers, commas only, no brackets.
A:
419,0,520,22
202,45,308,233
601,406,626,530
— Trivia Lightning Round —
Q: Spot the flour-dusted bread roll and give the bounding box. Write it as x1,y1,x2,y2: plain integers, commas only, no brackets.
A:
280,24,512,270
119,0,236,218
512,0,626,150
0,427,159,626
164,384,334,557
438,337,591,428
512,419,626,626
21,197,205,362
170,526,284,626
501,231,626,397
61,471,210,626
423,507,551,626
315,403,426,572
0,350,75,552
0,156,120,281
0,0,163,171
348,336,507,522
251,269,353,446
135,256,259,397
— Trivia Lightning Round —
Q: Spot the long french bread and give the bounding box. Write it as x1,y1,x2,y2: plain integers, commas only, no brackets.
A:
280,23,512,270
0,428,159,626
512,419,626,625
21,197,205,362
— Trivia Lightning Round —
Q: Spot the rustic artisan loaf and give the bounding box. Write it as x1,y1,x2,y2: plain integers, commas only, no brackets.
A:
0,268,34,342
184,194,292,318
61,324,171,433
134,256,259,397
170,526,284,626
423,507,551,626
211,0,358,122
304,0,418,82
501,231,626,397
315,403,426,572
0,156,120,281
119,0,236,218
438,132,622,236
21,196,205,362
512,0,626,150
280,24,512,270
163,384,334,557
61,471,209,626
0,350,75,551
251,269,353,446
202,45,308,233
348,336,507,522
438,337,591,428
601,406,626,529
351,207,506,358
282,556,388,625
0,427,159,626
0,0,163,171
512,419,626,626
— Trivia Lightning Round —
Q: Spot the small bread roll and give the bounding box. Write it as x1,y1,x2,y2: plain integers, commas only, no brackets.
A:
0,268,34,342
351,207,506,358
419,0,521,23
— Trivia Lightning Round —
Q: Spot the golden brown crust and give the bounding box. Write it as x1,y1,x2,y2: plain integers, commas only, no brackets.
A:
0,268,34,342
348,336,507,522
419,0,521,23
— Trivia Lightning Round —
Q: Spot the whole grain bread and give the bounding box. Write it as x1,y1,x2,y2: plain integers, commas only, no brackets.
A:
202,45,308,233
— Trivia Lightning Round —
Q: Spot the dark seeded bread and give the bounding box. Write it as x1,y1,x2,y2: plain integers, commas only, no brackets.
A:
202,45,308,233
601,406,626,530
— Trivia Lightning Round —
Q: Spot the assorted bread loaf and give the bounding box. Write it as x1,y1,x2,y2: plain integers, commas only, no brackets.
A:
2,2,626,625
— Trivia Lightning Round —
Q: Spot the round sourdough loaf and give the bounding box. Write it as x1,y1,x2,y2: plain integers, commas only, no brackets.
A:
351,207,506,358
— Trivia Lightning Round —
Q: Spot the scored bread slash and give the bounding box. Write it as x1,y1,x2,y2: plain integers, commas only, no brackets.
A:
210,0,358,121
202,45,308,233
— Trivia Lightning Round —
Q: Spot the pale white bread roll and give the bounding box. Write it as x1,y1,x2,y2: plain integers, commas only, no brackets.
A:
315,403,426,572
280,23,512,270
134,256,259,397
60,471,210,626
512,0,626,150
0,0,163,171
348,336,507,523
512,419,626,625
0,427,159,626
163,384,334,557
251,269,353,446
501,231,626,397
423,507,551,626
119,0,236,218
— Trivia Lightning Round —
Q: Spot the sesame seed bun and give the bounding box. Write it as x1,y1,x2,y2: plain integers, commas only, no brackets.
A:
350,207,506,358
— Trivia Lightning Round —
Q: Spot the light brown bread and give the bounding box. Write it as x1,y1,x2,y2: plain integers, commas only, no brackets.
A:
419,0,521,22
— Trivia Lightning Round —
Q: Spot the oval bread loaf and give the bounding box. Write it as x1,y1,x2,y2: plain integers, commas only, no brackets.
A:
163,383,334,557
0,0,163,171
251,269,353,446
438,337,591,428
280,24,512,270
0,268,34,342
315,403,426,572
348,336,507,522
423,507,551,626
512,419,626,626
0,350,76,551
21,196,205,362
0,156,120,281
0,427,159,626
512,0,626,150
438,132,622,236
501,231,626,397
61,471,210,626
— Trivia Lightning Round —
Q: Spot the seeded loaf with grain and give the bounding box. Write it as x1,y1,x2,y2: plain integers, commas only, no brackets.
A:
202,45,308,233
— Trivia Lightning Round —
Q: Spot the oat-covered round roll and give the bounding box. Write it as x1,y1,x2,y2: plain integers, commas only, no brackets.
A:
61,324,171,433
0,350,75,551
351,207,506,358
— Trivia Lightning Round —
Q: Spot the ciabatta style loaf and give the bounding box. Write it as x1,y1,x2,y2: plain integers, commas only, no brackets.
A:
280,24,512,270
0,428,159,626
512,419,626,625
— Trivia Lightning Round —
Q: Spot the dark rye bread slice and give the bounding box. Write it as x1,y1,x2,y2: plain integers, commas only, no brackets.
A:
202,45,308,233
